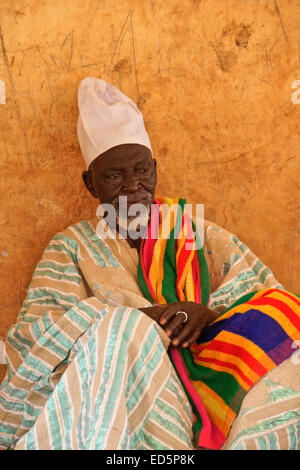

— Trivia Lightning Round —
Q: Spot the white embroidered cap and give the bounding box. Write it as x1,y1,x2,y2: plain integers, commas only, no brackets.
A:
77,77,152,168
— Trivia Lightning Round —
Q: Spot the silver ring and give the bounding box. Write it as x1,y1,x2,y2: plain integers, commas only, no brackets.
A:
176,310,188,323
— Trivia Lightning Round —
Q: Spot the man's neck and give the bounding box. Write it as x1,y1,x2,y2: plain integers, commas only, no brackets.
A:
126,237,143,251
116,223,144,251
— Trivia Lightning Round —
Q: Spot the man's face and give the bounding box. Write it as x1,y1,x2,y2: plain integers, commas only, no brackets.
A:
83,143,157,213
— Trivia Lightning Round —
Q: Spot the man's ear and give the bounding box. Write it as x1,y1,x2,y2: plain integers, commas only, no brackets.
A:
153,158,157,181
82,170,97,198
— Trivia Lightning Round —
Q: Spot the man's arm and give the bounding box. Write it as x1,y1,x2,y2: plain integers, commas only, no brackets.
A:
7,232,92,369
1,232,111,449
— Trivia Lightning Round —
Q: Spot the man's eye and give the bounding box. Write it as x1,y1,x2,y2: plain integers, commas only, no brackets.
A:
107,174,120,179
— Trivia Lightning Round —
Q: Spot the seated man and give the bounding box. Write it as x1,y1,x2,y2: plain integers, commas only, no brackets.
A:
0,77,299,450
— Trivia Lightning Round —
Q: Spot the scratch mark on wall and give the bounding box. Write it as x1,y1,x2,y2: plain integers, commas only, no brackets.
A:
37,45,49,68
156,37,162,77
107,9,131,74
36,45,56,120
61,30,74,71
273,0,289,47
85,0,104,30
0,25,33,170
209,144,220,185
194,135,291,167
129,10,141,105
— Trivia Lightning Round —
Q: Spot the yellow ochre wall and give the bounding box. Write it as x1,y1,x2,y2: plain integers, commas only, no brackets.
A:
0,0,299,380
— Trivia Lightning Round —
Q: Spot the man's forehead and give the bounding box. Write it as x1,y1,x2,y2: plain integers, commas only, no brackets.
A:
92,145,152,171
107,155,151,169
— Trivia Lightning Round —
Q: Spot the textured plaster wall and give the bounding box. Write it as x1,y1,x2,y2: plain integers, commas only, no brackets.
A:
0,0,299,379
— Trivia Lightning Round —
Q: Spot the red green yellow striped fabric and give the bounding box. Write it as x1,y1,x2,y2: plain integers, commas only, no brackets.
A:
137,198,300,449
137,197,210,307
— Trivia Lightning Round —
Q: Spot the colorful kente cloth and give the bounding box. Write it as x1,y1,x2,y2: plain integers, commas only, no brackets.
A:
138,197,300,449
138,197,210,307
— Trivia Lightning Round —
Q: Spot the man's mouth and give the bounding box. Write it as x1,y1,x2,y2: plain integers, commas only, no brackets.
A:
127,196,148,205
114,193,152,207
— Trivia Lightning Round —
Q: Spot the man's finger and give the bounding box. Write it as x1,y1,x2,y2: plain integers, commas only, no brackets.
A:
180,328,202,348
171,325,194,346
159,304,181,326
164,314,188,338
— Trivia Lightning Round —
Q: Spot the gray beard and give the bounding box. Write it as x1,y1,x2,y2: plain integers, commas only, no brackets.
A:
112,194,152,237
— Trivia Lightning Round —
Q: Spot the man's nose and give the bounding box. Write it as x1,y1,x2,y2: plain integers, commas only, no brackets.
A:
122,172,141,193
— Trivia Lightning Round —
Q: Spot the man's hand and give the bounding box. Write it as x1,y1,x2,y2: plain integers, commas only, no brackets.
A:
139,302,219,349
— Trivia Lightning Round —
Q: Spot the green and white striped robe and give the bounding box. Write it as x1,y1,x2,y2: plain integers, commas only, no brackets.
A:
0,217,282,449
